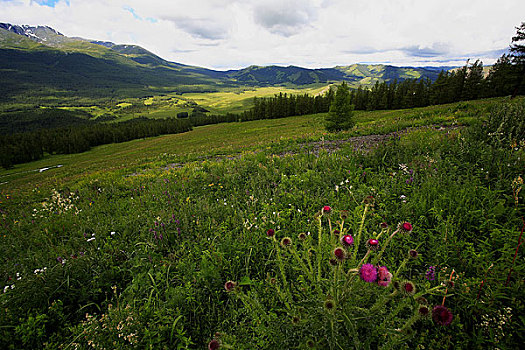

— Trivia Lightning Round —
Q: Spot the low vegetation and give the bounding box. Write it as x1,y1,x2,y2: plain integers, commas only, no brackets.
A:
0,97,523,349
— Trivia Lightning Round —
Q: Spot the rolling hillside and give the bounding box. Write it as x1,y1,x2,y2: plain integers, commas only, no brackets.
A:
1,23,446,104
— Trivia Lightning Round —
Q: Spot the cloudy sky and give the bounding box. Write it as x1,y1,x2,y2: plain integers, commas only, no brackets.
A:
1,0,524,70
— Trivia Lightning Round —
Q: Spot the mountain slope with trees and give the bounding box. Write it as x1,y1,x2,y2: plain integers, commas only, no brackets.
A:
0,23,444,103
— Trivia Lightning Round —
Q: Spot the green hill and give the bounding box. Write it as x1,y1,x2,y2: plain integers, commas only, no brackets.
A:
1,23,445,105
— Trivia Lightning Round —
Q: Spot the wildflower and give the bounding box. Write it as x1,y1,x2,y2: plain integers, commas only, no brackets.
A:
398,222,413,234
291,315,301,325
377,266,392,287
280,237,292,248
322,206,332,214
224,280,237,292
408,249,418,259
341,234,354,247
298,232,307,241
380,222,388,229
324,298,336,310
400,281,416,296
266,228,275,237
359,264,378,283
208,339,221,350
426,266,436,281
418,305,431,319
432,305,453,326
333,247,346,261
366,238,379,251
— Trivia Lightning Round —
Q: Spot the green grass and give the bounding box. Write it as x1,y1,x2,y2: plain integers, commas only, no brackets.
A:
0,97,523,349
0,98,506,190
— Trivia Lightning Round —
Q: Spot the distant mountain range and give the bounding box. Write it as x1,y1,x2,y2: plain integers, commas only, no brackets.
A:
0,23,447,102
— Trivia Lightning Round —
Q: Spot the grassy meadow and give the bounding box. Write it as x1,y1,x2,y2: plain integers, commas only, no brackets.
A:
0,97,524,349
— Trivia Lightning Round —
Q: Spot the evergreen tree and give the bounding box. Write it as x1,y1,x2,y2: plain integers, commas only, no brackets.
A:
325,82,355,132
462,60,484,100
487,54,516,96
510,22,525,96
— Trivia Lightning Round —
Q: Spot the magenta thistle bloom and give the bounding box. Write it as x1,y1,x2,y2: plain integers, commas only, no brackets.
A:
341,234,354,247
432,305,453,326
266,228,275,237
322,205,332,214
224,280,236,292
359,263,378,283
333,247,346,261
366,238,379,251
377,266,392,287
208,339,221,350
398,222,413,234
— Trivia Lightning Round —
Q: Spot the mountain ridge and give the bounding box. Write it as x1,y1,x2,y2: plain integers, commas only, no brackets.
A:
0,22,448,102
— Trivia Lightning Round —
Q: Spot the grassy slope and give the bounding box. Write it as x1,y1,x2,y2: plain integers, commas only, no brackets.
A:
0,97,506,192
0,96,523,348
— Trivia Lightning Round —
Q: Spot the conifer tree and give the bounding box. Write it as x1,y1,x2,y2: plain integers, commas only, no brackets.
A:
325,82,355,132
510,22,525,96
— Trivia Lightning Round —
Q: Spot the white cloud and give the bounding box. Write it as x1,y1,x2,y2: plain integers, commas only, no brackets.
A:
1,0,524,69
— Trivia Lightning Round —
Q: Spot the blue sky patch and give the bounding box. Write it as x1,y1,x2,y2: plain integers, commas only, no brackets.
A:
123,5,142,21
33,0,69,7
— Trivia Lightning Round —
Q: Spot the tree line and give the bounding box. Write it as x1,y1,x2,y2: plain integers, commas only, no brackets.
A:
0,118,192,169
188,47,524,126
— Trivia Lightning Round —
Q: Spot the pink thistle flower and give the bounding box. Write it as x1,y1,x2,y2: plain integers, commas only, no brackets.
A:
432,305,453,326
366,238,379,251
208,339,221,350
224,280,236,292
266,228,275,237
377,266,392,287
341,234,354,247
333,247,346,261
322,206,332,214
359,263,378,283
398,222,413,234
